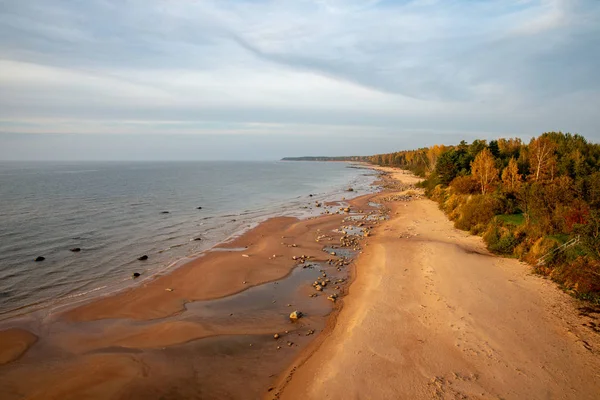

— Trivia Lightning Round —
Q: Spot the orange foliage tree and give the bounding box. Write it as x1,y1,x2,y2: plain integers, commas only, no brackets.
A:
501,157,522,193
470,148,499,195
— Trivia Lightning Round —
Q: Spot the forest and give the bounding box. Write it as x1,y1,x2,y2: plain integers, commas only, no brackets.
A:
371,132,600,303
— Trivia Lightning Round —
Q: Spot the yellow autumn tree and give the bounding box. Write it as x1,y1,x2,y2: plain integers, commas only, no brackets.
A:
529,136,557,182
426,145,446,173
501,157,522,193
471,148,498,195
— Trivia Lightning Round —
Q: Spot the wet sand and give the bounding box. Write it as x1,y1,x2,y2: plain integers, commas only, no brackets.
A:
275,168,600,399
0,181,386,399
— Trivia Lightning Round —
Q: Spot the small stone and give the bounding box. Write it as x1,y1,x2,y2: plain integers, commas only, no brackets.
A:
315,285,323,291
287,341,293,347
165,288,174,292
70,248,81,252
242,254,250,258
138,255,148,261
34,256,45,262
161,211,170,214
132,272,141,278
242,281,247,284
330,251,336,256
289,311,303,321
196,206,202,209
274,333,280,339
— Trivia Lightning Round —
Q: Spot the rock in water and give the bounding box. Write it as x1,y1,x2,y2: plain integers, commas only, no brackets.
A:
289,311,303,321
34,256,45,262
160,211,170,214
70,248,81,252
132,272,141,278
138,255,148,261
196,206,203,210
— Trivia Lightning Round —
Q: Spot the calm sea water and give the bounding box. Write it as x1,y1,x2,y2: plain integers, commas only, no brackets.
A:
0,161,376,319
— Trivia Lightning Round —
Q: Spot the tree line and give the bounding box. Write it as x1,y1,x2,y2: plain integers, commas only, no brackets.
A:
371,132,600,302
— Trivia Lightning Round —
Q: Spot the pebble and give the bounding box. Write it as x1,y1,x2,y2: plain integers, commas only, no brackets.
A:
289,311,303,321
274,333,280,339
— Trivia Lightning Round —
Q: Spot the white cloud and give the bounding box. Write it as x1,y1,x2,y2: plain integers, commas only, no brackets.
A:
0,0,598,156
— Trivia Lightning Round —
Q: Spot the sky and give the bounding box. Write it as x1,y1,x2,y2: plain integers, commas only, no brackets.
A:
0,0,599,161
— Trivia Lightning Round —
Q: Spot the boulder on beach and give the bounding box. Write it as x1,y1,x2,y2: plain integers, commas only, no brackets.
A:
132,272,141,278
138,255,148,261
70,248,81,252
34,256,45,262
289,311,303,321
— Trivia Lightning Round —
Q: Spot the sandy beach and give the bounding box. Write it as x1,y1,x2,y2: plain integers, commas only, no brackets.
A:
1,167,600,399
0,178,385,399
275,168,600,399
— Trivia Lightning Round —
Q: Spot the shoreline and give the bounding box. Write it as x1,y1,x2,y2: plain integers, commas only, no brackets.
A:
0,166,387,399
0,161,377,323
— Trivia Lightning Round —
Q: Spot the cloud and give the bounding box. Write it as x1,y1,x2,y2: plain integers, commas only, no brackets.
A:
0,0,599,159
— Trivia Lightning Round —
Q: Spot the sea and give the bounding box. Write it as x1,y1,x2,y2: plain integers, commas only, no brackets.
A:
0,161,377,320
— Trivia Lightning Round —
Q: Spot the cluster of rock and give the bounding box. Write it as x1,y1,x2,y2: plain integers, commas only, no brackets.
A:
339,233,361,249
381,192,423,202
382,181,416,191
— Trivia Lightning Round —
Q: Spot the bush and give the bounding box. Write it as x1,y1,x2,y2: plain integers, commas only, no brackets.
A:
454,195,503,231
491,232,520,254
450,175,479,194
483,221,522,254
550,257,600,298
443,193,463,221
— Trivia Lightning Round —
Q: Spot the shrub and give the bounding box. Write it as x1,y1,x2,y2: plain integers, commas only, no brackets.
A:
443,193,464,221
454,195,503,231
550,257,600,298
450,175,479,195
490,232,520,254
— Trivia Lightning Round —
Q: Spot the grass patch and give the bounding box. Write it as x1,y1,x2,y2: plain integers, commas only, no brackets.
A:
495,213,525,226
546,234,570,244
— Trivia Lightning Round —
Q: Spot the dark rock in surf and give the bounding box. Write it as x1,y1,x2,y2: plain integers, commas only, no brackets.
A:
132,272,141,278
161,211,170,214
138,255,148,261
196,207,203,210
70,248,81,252
34,256,45,262
194,237,202,241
